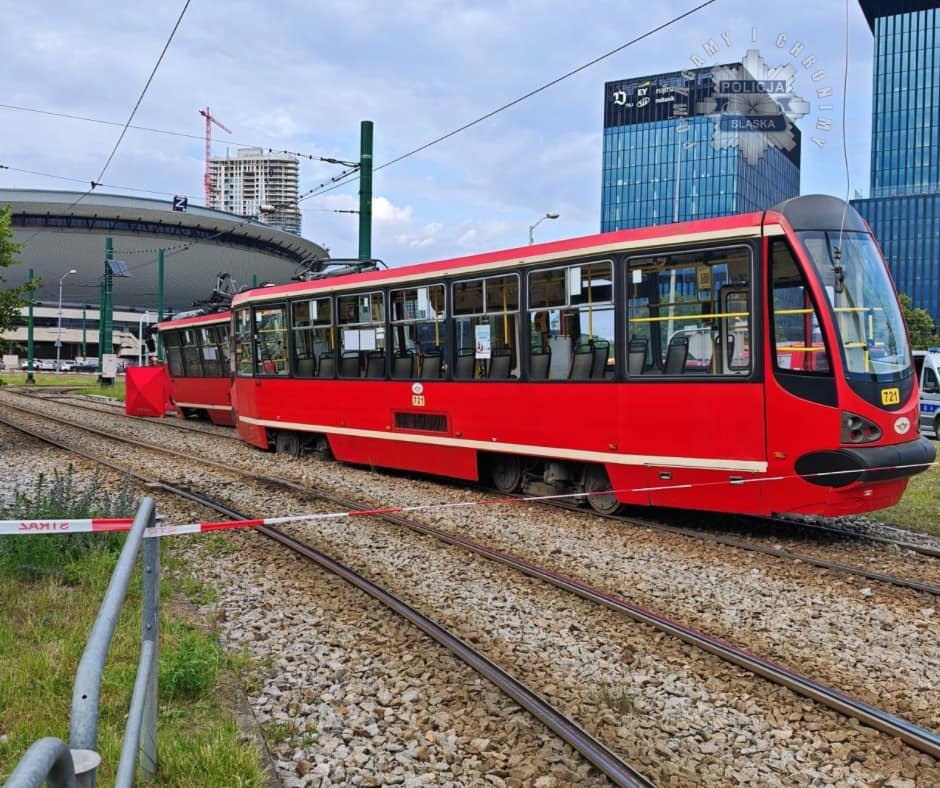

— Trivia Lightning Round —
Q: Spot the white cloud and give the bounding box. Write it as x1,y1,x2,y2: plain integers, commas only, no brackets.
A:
372,196,413,224
1,0,876,263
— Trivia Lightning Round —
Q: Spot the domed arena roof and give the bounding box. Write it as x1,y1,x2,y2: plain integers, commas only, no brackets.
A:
1,189,328,311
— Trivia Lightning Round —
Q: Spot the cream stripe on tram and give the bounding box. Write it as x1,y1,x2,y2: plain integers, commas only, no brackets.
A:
237,415,769,474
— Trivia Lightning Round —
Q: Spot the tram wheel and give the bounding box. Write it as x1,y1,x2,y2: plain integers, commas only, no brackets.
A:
489,454,523,493
584,465,624,515
276,431,303,458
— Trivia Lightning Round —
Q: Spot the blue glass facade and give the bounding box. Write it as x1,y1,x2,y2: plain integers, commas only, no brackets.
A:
852,2,940,323
601,66,801,232
853,195,940,313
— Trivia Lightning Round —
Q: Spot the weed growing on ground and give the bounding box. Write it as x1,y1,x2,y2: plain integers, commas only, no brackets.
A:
160,624,222,701
594,682,635,714
0,467,136,578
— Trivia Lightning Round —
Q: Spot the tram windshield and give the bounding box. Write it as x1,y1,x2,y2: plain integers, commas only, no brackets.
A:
797,230,911,379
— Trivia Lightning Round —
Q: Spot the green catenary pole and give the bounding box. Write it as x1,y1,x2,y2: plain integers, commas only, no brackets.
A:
157,248,165,362
82,304,87,359
26,268,35,384
358,120,373,261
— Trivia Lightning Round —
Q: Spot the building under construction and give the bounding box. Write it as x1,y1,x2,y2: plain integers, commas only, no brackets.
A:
208,148,302,236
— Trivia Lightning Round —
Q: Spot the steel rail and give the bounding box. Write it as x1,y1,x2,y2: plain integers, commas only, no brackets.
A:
0,409,654,787
2,403,938,760
608,514,940,596
118,484,657,785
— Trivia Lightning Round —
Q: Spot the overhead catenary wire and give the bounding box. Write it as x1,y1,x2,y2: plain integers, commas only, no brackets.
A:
0,104,352,170
298,0,719,204
7,1,719,208
5,0,718,268
15,0,192,248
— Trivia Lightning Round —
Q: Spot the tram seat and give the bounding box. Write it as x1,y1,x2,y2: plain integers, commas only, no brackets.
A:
664,335,689,374
366,351,386,378
488,348,512,379
340,351,362,378
392,351,415,379
569,345,594,380
454,348,476,379
420,349,443,379
317,351,335,378
628,337,648,375
591,341,610,379
297,357,316,377
529,347,551,380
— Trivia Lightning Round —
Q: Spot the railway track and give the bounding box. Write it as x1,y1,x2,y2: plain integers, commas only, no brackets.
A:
6,392,937,598
2,393,939,776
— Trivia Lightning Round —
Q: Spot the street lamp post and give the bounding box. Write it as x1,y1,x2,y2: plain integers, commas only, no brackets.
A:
138,311,152,367
56,269,78,373
528,212,560,245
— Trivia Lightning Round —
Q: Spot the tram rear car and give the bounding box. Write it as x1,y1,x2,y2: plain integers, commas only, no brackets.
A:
230,195,934,518
157,311,235,426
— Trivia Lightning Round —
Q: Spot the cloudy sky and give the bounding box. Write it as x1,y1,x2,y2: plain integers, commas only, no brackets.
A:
2,0,875,266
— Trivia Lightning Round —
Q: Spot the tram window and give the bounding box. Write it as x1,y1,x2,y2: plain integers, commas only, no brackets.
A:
452,274,519,379
198,326,225,377
390,285,445,379
291,298,332,378
337,291,386,378
181,329,203,377
217,323,232,374
626,247,752,377
254,305,289,376
234,308,253,376
529,261,614,380
163,330,184,377
770,240,831,374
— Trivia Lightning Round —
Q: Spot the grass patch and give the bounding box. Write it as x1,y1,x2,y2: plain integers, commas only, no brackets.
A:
871,443,940,537
161,624,222,701
0,371,125,400
0,474,265,785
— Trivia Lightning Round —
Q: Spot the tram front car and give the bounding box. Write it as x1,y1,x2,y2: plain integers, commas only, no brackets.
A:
766,195,935,516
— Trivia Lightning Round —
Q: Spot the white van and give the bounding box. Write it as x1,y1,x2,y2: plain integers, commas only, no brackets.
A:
913,348,940,438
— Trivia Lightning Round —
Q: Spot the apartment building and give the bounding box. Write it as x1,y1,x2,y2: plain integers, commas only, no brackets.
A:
209,147,302,235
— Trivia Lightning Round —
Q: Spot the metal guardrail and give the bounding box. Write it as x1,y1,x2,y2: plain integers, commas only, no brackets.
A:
4,498,160,788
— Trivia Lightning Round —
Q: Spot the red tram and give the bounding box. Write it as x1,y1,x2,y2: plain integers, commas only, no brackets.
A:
157,310,235,426
224,195,933,518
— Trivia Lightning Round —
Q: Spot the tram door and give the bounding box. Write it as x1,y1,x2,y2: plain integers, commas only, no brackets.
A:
625,247,766,513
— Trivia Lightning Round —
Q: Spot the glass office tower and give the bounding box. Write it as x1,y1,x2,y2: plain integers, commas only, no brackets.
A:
852,1,940,324
602,65,801,232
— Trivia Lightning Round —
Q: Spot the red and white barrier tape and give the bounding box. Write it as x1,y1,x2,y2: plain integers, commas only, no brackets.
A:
2,460,935,539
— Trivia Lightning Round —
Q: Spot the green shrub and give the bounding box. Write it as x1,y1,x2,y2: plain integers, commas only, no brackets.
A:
0,466,137,578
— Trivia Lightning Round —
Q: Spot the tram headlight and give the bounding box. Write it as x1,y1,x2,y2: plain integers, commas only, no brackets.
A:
841,411,883,444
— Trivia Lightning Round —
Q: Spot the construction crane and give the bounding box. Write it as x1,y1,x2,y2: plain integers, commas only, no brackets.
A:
198,106,231,207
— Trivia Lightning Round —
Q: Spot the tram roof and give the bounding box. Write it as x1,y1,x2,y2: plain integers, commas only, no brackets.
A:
232,208,775,306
